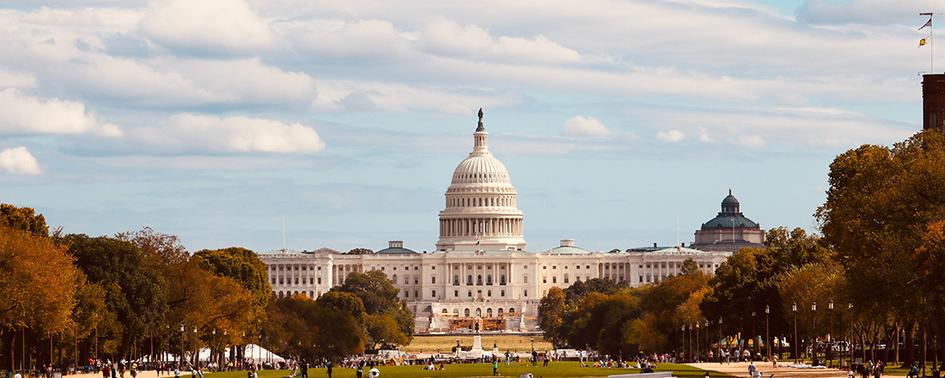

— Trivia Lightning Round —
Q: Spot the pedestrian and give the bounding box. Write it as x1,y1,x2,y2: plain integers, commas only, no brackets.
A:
492,358,499,376
748,361,757,378
102,363,110,378
355,363,363,378
325,361,332,378
299,360,308,378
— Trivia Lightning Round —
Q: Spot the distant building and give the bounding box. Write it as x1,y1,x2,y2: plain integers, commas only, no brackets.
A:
922,74,945,131
259,110,732,334
690,190,765,253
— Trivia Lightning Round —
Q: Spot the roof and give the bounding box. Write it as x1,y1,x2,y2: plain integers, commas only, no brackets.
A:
702,214,760,229
545,246,593,255
374,247,419,255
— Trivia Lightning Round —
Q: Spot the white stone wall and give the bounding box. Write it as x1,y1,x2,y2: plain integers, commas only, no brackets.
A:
259,246,730,334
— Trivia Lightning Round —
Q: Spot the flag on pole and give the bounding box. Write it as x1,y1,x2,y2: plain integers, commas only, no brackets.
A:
920,18,933,30
921,38,928,47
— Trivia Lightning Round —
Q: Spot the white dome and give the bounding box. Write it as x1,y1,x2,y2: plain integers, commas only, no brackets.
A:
450,154,511,185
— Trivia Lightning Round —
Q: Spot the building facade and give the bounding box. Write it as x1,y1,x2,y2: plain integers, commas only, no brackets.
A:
259,112,733,334
689,190,766,253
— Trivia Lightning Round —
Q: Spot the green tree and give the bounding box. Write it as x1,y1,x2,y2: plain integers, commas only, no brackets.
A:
192,247,272,306
537,287,566,347
62,234,168,356
337,271,414,348
0,204,48,237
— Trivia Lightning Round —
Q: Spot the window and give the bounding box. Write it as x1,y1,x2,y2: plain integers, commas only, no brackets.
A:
392,274,398,284
542,276,547,284
317,277,322,284
543,266,547,270
414,290,418,298
500,290,505,297
454,275,460,286
467,275,473,285
464,308,470,317
524,275,528,284
509,308,515,314
432,276,437,284
454,290,459,297
432,290,437,298
405,291,409,298
442,308,448,314
552,265,557,270
486,275,493,285
432,266,436,270
498,308,504,315
524,290,528,297
552,276,557,284
487,290,492,297
468,290,472,297
414,277,419,285
564,274,569,284
500,275,507,285
477,275,483,285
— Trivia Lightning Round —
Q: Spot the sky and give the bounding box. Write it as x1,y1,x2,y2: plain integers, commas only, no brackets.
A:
0,0,938,253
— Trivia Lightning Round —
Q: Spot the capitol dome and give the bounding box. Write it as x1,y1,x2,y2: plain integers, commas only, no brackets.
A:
437,109,526,252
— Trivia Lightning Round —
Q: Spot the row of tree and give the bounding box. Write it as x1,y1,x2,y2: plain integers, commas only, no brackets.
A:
0,206,414,372
538,130,945,369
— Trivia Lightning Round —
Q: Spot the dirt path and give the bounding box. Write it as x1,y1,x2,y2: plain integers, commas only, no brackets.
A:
688,361,905,378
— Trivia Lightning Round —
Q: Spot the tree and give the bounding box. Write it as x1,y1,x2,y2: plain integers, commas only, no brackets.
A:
117,227,188,266
563,278,625,304
61,234,168,356
0,226,79,370
537,287,566,347
266,295,366,362
0,204,48,237
817,131,945,366
337,271,414,348
346,248,374,255
192,247,272,307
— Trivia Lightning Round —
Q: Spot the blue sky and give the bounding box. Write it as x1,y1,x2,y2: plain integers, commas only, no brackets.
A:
0,0,937,253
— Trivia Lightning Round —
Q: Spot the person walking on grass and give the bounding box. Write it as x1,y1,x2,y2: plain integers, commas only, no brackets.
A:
492,358,499,376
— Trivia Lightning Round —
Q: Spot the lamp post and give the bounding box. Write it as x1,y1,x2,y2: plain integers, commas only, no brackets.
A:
696,322,701,361
179,325,185,367
705,319,710,359
765,305,771,361
212,329,216,370
828,301,834,367
751,310,757,354
681,325,685,359
811,302,818,366
792,302,798,363
719,317,724,361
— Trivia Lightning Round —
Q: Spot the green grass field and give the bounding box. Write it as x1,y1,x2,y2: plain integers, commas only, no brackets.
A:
205,362,730,378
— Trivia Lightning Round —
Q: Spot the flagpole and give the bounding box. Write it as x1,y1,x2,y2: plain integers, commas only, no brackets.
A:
922,12,934,73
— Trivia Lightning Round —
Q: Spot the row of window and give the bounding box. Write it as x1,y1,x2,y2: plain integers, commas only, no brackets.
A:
441,307,516,317
273,277,323,286
447,196,514,208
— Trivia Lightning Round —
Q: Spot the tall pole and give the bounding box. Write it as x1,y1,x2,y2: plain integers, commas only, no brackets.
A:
922,13,934,73
812,302,818,366
719,317,723,361
765,305,771,361
828,301,834,367
793,302,798,363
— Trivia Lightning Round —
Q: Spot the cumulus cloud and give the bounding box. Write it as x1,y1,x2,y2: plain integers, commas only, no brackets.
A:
0,146,42,175
420,17,580,64
656,129,686,142
283,19,414,60
128,114,325,154
0,67,36,88
313,80,520,115
139,0,273,53
0,89,122,136
562,116,611,137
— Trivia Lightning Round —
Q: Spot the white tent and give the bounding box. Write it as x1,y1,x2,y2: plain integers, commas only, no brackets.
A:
195,344,285,363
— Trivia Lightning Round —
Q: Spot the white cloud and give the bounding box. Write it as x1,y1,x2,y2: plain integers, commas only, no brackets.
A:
129,114,325,154
0,67,36,88
313,80,520,115
139,0,273,53
728,135,767,149
656,129,686,143
160,58,317,105
0,146,42,175
562,116,611,137
283,19,414,59
0,89,121,136
420,17,580,64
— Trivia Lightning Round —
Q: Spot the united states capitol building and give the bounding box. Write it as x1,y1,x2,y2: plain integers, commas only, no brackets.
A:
259,111,763,334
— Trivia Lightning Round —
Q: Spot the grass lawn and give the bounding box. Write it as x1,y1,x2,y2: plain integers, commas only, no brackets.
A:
401,335,553,353
206,362,731,378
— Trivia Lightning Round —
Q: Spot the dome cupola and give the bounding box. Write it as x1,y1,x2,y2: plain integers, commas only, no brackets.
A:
436,108,526,252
